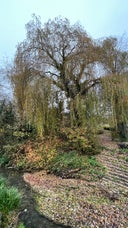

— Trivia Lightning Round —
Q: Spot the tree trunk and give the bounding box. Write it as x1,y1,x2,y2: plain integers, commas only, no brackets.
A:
117,122,128,140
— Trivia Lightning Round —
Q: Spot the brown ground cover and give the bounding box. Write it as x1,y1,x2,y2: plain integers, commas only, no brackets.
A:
23,132,128,228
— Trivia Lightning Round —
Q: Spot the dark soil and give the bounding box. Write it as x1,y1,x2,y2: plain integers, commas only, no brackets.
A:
0,168,71,228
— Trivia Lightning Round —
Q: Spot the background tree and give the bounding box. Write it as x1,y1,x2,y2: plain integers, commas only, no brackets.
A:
98,36,128,139
98,37,128,74
101,73,128,140
10,48,32,123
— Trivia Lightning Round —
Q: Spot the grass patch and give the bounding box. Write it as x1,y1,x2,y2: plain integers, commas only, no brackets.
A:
48,151,87,175
48,151,106,179
0,175,21,227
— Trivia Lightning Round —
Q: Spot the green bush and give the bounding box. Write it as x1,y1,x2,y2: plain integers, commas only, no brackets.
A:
0,144,20,168
60,127,100,155
0,155,10,167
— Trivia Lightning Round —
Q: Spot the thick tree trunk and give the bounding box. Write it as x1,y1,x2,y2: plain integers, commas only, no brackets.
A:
117,122,128,140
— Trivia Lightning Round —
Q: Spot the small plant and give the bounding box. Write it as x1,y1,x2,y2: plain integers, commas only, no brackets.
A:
18,222,25,228
89,167,106,180
0,176,21,227
110,149,116,156
119,148,128,154
88,156,99,166
125,156,128,162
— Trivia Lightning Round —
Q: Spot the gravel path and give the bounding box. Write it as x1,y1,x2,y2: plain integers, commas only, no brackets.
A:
98,133,128,190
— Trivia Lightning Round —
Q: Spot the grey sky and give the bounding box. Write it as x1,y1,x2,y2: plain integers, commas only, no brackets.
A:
0,0,128,63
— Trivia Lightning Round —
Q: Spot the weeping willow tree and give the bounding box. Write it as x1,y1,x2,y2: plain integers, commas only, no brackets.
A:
10,57,63,136
68,83,102,132
101,74,128,140
12,75,64,137
9,16,102,137
10,67,31,122
24,77,64,137
8,16,128,142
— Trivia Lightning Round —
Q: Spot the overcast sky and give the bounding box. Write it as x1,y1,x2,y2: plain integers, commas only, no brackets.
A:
0,0,128,64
